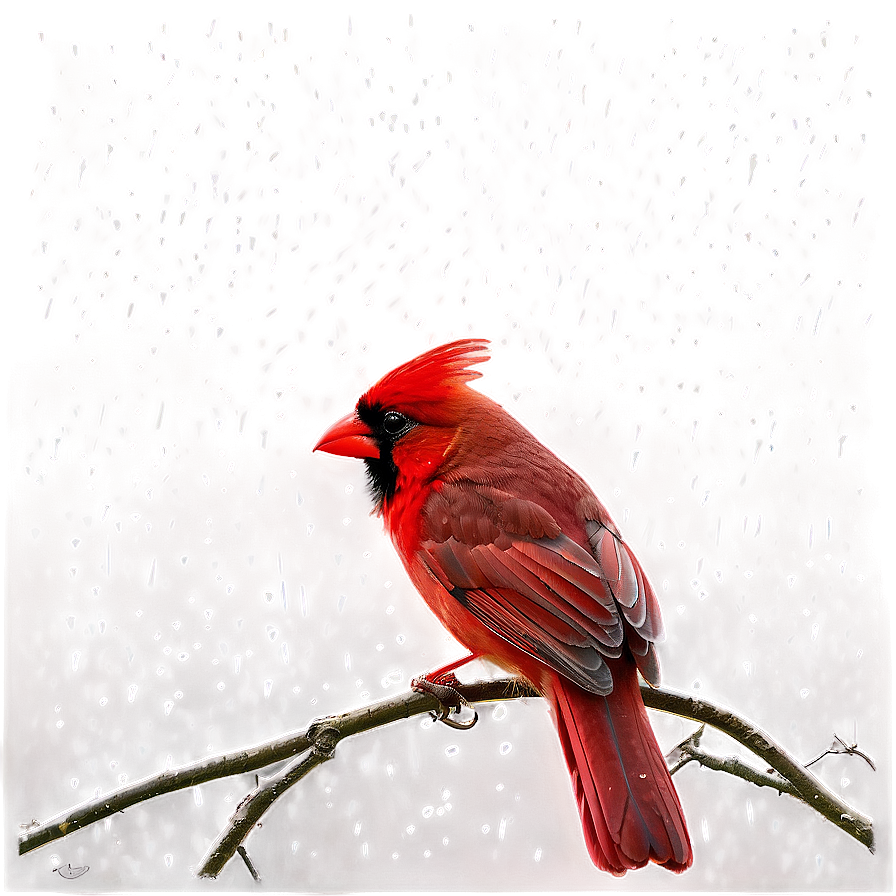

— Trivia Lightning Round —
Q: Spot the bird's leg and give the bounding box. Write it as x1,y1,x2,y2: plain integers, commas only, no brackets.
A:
412,653,480,730
420,652,479,683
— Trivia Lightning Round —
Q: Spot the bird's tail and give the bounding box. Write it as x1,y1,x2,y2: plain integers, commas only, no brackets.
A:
548,660,692,875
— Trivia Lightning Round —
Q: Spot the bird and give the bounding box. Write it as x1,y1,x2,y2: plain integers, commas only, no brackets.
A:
313,338,692,875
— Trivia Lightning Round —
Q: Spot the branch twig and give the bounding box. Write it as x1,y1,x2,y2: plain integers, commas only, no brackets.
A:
806,733,877,771
667,726,797,796
18,677,874,880
236,845,261,883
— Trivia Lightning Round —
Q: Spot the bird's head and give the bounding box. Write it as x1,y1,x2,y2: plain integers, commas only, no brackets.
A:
314,339,491,512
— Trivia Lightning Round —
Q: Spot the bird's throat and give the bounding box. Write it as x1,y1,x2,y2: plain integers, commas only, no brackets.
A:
362,453,398,514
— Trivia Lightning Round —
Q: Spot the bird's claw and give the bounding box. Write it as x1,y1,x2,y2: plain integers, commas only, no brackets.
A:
412,673,479,730
438,711,479,730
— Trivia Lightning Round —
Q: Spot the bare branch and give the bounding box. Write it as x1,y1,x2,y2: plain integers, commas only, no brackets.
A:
638,684,874,852
18,676,874,880
669,727,798,797
193,729,336,877
18,682,468,858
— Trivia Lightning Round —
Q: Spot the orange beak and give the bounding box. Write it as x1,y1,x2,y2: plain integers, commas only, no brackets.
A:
313,412,380,459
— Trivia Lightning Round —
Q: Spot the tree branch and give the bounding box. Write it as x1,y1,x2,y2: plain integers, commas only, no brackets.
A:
17,677,874,880
18,681,492,858
667,725,799,795
199,726,339,879
638,684,874,851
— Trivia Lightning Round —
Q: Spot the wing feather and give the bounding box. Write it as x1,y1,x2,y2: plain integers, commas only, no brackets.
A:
492,544,622,647
586,520,663,643
460,588,615,694
419,483,665,695
502,546,619,630
466,546,591,647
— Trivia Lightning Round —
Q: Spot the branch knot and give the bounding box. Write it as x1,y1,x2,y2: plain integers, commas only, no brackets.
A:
306,722,340,759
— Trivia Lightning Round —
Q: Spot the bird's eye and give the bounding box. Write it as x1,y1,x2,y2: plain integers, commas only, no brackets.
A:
382,411,411,437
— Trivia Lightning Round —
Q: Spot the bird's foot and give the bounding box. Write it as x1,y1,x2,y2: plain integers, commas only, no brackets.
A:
412,672,479,730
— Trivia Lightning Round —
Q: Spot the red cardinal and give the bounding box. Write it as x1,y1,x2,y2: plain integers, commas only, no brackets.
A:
314,339,692,874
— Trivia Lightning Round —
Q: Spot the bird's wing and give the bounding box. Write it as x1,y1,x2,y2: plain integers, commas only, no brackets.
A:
418,481,662,695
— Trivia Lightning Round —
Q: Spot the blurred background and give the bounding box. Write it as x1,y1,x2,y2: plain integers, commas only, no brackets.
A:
6,4,890,891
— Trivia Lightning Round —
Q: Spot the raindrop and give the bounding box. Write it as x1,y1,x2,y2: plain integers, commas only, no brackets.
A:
838,435,847,457
747,153,759,187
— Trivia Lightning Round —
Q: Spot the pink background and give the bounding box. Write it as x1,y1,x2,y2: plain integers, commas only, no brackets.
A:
6,5,889,891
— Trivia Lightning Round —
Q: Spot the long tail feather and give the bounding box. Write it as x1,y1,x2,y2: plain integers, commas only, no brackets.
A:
548,659,692,875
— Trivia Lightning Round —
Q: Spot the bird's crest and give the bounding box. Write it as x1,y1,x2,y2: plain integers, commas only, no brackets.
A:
360,339,490,417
